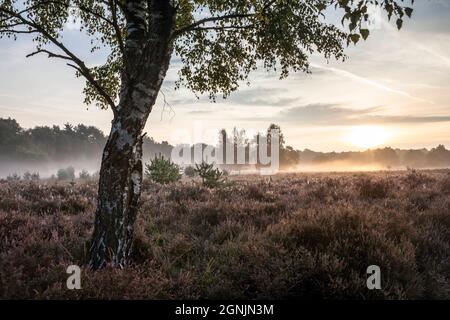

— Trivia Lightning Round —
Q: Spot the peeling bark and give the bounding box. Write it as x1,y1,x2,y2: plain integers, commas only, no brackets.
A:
89,0,175,269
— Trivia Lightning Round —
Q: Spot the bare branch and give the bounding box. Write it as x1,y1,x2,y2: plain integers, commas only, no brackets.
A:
26,49,72,60
66,62,83,73
0,29,39,34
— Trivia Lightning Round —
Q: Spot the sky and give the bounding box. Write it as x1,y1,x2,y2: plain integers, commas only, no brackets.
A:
0,1,449,152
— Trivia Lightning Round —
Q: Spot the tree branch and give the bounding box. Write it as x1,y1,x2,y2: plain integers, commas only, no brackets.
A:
108,0,125,55
192,24,255,32
3,0,123,50
26,49,72,60
173,13,254,38
0,29,39,34
172,0,277,39
0,6,118,114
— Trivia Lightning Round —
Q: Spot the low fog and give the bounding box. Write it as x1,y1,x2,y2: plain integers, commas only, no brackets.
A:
1,118,450,179
0,158,101,179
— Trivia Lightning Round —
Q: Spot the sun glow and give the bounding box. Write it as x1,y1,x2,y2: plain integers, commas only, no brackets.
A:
347,126,390,149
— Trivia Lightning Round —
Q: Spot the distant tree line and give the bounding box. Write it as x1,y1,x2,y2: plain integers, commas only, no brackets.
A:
299,145,450,169
1,118,449,170
0,118,172,164
212,124,450,169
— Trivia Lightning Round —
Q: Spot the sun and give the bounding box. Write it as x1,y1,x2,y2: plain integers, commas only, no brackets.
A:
347,126,390,149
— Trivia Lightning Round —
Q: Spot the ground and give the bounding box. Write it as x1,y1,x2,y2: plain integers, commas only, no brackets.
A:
1,170,450,299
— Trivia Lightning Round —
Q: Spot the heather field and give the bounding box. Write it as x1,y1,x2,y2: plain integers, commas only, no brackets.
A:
1,170,450,299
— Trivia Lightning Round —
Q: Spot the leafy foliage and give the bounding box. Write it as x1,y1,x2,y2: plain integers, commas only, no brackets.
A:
6,173,20,182
174,0,414,99
23,171,40,181
184,165,196,178
145,155,181,184
0,0,415,106
79,169,91,180
195,162,225,188
0,0,124,109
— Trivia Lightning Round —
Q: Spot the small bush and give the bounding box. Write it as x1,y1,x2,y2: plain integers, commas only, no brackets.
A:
407,193,434,212
357,177,390,200
6,173,20,182
168,185,209,202
57,166,75,181
184,165,196,178
79,170,91,180
145,156,181,184
440,173,450,194
404,169,433,189
195,162,225,188
23,171,40,181
23,171,32,181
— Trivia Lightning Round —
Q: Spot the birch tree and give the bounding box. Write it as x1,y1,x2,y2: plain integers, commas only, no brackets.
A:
0,0,414,269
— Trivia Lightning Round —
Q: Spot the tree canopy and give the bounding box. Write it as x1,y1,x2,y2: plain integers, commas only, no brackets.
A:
1,0,414,107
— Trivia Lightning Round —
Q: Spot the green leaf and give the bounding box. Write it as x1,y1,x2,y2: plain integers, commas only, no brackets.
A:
360,29,370,41
405,7,413,18
350,34,360,44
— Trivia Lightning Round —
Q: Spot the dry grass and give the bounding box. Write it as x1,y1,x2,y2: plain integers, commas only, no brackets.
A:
1,170,450,299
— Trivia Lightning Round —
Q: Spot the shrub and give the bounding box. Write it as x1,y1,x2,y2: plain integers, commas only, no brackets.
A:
407,193,434,212
168,185,209,202
404,169,433,189
1,171,450,299
6,173,20,182
184,165,196,178
440,173,450,194
79,169,91,180
195,162,225,188
145,155,181,184
23,171,32,181
357,177,390,200
57,166,75,181
23,171,40,181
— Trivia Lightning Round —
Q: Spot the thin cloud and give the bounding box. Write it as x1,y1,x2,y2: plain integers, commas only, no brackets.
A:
362,114,450,124
381,19,450,68
168,86,300,107
279,103,381,123
276,103,450,125
310,63,435,105
187,110,212,114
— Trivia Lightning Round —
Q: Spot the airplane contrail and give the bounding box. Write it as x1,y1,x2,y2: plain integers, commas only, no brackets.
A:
310,63,435,105
381,20,450,68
